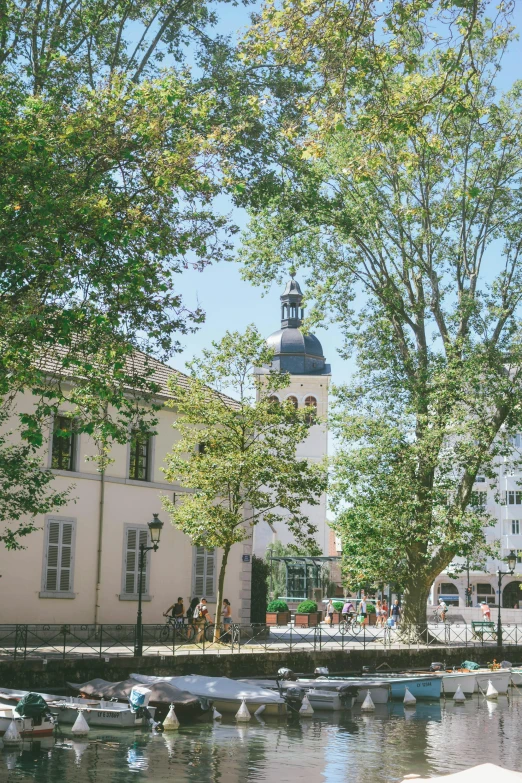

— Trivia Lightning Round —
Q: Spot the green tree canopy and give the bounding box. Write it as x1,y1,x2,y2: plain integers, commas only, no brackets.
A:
239,7,522,624
162,325,327,635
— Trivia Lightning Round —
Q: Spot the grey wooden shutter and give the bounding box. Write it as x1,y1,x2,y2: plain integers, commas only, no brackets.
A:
205,550,215,597
45,520,74,592
195,547,206,596
124,527,149,594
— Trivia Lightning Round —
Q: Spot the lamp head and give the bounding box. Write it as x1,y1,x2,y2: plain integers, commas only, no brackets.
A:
507,549,517,574
148,513,163,549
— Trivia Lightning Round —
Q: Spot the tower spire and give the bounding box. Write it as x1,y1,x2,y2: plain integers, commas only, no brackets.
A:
280,277,304,329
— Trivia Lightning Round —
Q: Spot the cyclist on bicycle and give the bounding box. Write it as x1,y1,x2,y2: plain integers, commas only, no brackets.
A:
342,599,355,622
164,597,184,628
438,599,448,622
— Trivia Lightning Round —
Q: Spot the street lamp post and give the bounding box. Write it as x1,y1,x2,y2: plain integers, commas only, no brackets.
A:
135,513,163,656
496,549,516,648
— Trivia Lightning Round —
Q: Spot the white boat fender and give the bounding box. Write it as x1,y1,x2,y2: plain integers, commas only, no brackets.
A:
486,680,499,700
212,707,222,720
235,699,251,722
162,704,180,731
403,688,417,706
3,719,22,746
453,686,466,704
299,694,314,716
71,710,90,737
254,705,266,716
361,690,375,712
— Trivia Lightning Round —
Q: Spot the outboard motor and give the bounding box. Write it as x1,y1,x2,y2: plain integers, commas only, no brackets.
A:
314,667,329,677
361,665,375,675
337,684,359,709
430,662,444,672
283,686,304,713
277,667,297,681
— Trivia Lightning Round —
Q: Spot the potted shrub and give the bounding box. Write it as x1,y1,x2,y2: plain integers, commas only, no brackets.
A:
266,599,291,626
366,602,376,626
332,601,344,625
295,600,319,627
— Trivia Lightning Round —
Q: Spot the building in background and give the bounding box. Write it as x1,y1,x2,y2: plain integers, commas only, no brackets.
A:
253,278,334,601
432,447,522,611
0,355,252,625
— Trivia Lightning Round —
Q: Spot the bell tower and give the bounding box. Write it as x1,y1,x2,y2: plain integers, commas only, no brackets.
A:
253,278,331,556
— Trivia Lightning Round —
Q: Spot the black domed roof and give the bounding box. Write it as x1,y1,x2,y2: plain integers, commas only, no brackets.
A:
265,278,329,375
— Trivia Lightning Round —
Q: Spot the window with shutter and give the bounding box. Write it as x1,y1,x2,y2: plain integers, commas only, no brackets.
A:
193,547,216,598
123,526,150,595
43,519,75,594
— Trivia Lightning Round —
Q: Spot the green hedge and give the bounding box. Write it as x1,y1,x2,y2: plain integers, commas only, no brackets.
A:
296,600,318,613
333,601,344,611
266,599,289,613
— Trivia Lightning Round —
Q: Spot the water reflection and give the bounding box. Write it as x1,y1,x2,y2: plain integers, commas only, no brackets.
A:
2,694,522,782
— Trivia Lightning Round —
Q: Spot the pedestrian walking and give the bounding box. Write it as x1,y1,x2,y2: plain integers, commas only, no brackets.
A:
375,599,383,627
222,598,232,640
381,599,388,620
326,599,334,625
391,599,401,627
187,597,199,626
358,596,367,625
481,601,491,621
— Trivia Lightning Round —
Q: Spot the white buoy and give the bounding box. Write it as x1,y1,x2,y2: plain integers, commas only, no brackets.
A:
453,686,466,703
403,687,417,706
486,680,498,700
212,707,222,720
299,694,314,716
254,705,266,716
71,710,90,736
235,699,251,722
361,690,375,712
2,720,22,746
162,704,180,731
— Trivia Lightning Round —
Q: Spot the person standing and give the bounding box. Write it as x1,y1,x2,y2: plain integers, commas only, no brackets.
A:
163,597,184,628
326,599,334,625
381,599,388,621
194,598,212,643
391,599,401,627
375,599,383,627
481,601,491,621
187,597,199,626
358,596,367,625
222,598,232,641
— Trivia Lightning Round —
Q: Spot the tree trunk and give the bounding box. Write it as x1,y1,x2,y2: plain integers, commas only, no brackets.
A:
402,579,432,627
214,542,231,643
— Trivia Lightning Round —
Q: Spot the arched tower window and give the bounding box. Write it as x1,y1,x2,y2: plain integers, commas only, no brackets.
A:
268,395,280,405
304,396,317,423
286,396,298,409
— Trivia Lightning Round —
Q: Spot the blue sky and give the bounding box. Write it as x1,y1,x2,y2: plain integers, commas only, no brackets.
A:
170,2,522,391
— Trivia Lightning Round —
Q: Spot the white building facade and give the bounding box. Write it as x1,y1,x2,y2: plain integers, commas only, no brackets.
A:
252,278,331,558
431,451,522,612
0,358,252,625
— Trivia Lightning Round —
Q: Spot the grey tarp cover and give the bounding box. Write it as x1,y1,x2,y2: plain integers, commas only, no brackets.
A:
67,678,200,707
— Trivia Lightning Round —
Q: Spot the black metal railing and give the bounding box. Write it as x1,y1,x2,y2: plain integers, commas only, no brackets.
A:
0,620,520,660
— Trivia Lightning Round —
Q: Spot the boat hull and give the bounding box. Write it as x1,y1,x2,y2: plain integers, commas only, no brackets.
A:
473,670,510,694
0,710,54,737
312,678,390,704
211,699,287,717
438,673,476,696
306,690,352,712
48,699,156,727
388,677,442,700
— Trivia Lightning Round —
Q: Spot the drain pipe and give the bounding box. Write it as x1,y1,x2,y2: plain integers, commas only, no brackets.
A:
94,464,106,627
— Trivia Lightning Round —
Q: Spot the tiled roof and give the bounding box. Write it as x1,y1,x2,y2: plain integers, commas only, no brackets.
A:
32,345,240,409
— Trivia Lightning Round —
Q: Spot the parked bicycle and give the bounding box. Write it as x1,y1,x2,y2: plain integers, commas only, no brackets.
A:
159,617,196,644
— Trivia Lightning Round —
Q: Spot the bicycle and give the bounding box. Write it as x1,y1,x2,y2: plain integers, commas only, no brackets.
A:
339,614,362,634
159,617,196,644
431,607,449,625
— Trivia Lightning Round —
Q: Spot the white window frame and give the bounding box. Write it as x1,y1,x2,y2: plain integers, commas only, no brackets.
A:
119,524,152,601
192,547,216,600
40,516,77,599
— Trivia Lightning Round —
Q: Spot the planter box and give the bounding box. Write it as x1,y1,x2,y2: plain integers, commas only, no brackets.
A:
265,612,290,626
295,612,319,627
368,613,377,626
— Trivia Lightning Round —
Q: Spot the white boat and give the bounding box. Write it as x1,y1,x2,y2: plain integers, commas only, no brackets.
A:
238,678,357,711
473,669,511,694
130,674,288,716
46,696,157,728
0,704,55,737
0,689,156,728
312,678,391,704
510,667,522,686
435,671,477,696
400,763,522,782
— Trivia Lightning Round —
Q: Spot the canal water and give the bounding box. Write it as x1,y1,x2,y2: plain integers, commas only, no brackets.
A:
3,694,522,782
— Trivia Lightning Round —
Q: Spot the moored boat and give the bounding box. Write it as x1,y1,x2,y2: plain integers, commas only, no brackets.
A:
312,678,390,704
0,692,56,737
437,672,476,696
238,679,357,711
130,674,289,716
473,669,511,694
